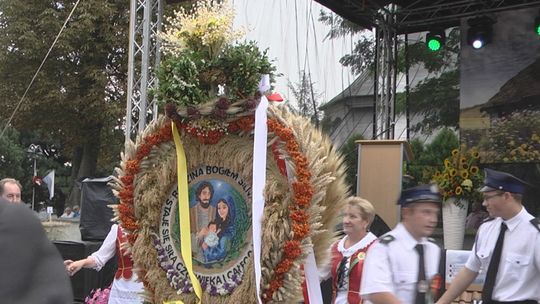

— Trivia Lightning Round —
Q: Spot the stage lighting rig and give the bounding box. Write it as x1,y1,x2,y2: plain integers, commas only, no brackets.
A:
467,16,494,49
426,30,446,51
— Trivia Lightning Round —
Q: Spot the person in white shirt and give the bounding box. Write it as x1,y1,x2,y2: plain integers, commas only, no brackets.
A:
436,168,540,304
60,206,75,218
361,184,442,304
64,224,144,303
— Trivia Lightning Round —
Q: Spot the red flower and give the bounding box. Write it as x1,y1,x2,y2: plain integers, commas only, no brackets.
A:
120,175,134,186
263,118,315,302
292,223,310,239
290,209,309,223
275,260,293,275
284,240,302,259
125,160,140,175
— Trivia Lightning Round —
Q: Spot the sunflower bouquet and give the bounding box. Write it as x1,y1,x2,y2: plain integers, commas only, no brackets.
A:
431,148,482,202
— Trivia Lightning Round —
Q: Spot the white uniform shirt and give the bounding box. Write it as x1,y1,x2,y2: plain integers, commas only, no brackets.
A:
360,223,441,304
465,207,540,302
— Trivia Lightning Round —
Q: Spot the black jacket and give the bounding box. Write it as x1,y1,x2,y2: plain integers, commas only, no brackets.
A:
0,198,72,303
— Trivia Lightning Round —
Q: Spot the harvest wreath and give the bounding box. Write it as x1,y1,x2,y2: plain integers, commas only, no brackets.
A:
109,0,349,303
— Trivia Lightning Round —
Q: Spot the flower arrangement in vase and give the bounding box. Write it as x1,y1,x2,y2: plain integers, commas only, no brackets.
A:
431,148,483,203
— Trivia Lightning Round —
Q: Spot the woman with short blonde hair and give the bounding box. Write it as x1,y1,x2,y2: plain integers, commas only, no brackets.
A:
344,196,376,231
328,196,378,304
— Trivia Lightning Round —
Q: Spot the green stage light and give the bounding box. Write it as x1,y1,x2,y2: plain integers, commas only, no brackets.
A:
426,30,445,52
427,39,441,51
535,16,540,35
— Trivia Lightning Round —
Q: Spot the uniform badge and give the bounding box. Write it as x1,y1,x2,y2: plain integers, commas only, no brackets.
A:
357,252,366,260
417,280,428,293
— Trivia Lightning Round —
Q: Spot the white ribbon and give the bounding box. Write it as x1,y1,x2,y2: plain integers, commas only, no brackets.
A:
252,75,269,303
304,248,323,304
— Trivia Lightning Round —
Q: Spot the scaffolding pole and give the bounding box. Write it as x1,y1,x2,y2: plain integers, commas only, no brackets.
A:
125,0,163,142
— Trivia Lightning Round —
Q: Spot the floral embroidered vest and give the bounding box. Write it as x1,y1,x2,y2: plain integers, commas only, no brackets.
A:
330,239,375,304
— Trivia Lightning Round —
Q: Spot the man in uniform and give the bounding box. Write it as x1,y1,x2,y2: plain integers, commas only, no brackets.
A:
361,184,442,304
436,168,540,304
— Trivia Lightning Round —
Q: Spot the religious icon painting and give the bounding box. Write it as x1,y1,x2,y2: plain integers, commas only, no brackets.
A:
157,168,253,296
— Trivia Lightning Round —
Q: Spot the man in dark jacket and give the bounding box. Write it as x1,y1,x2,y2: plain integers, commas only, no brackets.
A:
0,197,73,303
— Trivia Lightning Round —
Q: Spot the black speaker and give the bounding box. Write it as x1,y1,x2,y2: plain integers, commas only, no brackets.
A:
54,241,117,302
79,177,118,241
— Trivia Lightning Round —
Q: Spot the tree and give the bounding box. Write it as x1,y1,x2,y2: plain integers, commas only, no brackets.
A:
0,125,25,181
396,69,459,133
319,11,374,75
319,11,461,133
0,0,129,204
406,128,459,183
288,70,321,126
338,133,365,192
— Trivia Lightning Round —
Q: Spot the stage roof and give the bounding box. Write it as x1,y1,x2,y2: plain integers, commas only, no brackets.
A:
314,0,540,34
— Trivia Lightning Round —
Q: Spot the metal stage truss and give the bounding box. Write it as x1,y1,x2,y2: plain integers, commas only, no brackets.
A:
125,0,163,142
125,1,540,140
314,0,540,139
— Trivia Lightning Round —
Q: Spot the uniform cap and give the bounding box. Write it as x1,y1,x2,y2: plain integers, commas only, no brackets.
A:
479,168,528,194
398,184,442,206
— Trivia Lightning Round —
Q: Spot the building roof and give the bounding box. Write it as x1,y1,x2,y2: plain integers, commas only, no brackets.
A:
481,56,540,113
320,70,374,110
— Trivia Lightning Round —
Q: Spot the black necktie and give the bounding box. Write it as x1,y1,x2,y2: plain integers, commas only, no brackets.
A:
482,222,507,302
415,244,426,304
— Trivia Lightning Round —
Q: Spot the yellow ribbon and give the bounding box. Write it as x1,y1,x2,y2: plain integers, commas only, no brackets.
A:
172,122,202,303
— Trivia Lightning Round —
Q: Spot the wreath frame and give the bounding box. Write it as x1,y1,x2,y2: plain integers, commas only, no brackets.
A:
111,106,349,303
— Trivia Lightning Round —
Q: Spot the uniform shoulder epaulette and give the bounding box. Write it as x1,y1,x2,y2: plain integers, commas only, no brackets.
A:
530,218,540,232
480,217,496,225
379,234,395,245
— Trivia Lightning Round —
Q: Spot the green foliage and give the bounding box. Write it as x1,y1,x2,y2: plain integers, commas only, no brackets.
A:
397,28,460,73
155,41,276,105
339,133,365,192
156,52,208,105
339,37,376,75
0,126,25,181
319,10,373,74
320,11,461,133
406,128,459,184
0,0,129,187
218,41,276,99
396,70,460,134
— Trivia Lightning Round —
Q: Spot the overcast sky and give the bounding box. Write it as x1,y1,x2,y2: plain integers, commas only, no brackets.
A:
232,0,359,105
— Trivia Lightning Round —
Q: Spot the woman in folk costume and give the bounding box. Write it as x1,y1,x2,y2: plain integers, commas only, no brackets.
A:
64,224,144,303
328,196,378,304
